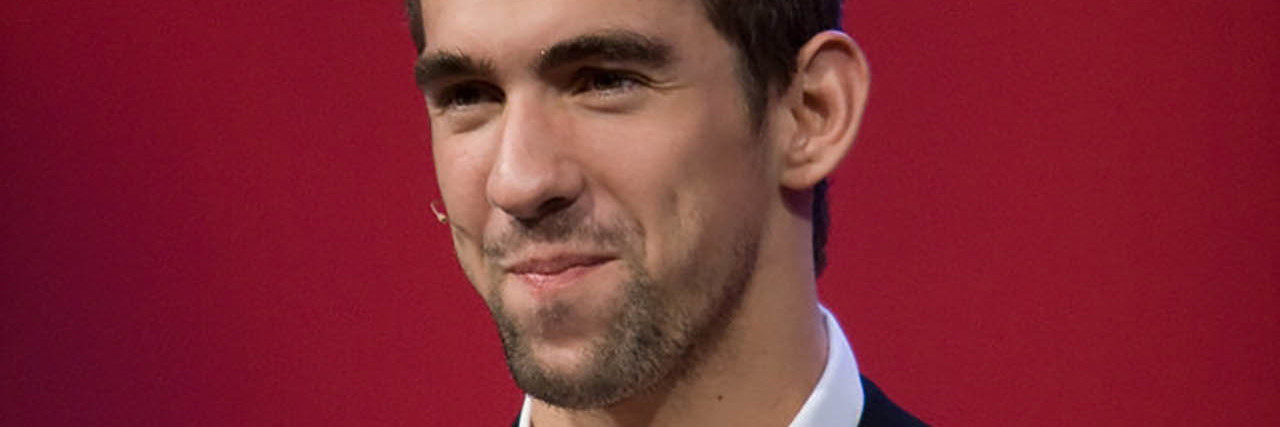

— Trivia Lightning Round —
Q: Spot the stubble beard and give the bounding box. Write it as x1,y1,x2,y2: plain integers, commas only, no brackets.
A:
478,216,760,410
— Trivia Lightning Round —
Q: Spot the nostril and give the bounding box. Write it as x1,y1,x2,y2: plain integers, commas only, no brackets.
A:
514,197,578,229
535,197,574,218
513,197,570,220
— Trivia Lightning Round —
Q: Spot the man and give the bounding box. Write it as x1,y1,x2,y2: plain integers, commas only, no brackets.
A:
407,0,924,425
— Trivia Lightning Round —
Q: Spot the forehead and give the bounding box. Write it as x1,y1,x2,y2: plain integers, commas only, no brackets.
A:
419,0,713,55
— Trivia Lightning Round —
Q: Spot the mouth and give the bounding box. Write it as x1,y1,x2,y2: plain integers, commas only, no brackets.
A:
503,252,615,294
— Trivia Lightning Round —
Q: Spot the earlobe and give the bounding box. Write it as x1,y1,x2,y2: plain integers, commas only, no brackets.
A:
778,31,870,190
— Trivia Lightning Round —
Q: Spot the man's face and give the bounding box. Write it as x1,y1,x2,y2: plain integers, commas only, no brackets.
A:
418,0,777,408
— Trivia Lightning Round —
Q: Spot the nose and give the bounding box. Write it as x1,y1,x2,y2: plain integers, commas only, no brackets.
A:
485,98,584,222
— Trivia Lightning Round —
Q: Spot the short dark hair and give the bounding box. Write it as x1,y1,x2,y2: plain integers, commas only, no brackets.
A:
405,0,843,276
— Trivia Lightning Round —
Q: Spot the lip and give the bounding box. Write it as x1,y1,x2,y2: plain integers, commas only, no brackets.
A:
502,252,615,293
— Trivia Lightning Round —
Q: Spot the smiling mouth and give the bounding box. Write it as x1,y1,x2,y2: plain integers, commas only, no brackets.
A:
504,253,615,293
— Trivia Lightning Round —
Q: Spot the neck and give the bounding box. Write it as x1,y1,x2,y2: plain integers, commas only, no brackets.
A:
531,209,827,427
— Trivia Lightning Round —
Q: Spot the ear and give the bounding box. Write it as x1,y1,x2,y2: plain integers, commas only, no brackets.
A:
776,31,870,191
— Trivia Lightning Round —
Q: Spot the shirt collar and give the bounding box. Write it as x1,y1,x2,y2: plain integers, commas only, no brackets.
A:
789,305,865,426
518,305,864,426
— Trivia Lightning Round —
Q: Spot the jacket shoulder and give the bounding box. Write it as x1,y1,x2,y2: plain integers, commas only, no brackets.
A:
858,375,928,426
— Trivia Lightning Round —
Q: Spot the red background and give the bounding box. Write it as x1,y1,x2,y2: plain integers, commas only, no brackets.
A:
3,1,1277,425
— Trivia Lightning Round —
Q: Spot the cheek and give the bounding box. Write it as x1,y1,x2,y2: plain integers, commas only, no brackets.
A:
433,128,496,221
574,104,763,283
432,133,499,282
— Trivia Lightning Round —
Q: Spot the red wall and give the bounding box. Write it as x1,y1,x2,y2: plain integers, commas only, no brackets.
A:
3,1,1276,425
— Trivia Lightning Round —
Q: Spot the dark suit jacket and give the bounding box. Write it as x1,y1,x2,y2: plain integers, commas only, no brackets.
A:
510,375,925,426
859,375,927,426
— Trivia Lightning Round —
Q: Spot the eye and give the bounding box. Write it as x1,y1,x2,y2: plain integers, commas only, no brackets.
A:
431,81,504,110
574,68,646,95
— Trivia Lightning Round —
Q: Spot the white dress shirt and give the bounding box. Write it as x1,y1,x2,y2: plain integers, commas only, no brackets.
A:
518,305,864,426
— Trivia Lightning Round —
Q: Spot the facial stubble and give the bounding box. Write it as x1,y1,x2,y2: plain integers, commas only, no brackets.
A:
478,217,759,410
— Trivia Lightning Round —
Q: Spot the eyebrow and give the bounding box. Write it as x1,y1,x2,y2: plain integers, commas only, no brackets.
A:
413,30,674,90
414,51,497,89
534,30,674,75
